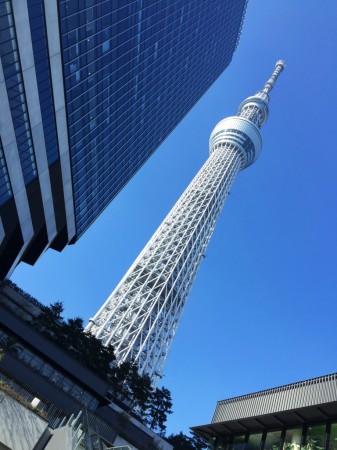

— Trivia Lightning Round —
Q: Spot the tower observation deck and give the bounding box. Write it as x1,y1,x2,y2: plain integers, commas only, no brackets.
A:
86,61,285,383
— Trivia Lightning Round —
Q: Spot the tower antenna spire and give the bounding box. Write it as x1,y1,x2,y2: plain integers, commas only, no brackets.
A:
262,60,286,94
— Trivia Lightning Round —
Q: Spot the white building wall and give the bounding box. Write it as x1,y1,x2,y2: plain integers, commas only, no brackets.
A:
12,0,57,244
0,391,49,450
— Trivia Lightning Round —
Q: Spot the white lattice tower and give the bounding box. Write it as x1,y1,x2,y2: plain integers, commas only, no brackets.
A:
86,61,285,383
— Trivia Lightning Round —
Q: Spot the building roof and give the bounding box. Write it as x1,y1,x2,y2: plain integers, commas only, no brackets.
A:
192,373,337,440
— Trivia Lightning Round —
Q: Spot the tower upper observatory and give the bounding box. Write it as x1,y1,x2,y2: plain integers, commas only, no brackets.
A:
210,60,285,170
87,61,285,383
238,59,286,127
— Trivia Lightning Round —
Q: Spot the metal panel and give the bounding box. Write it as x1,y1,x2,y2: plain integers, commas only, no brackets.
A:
212,374,337,423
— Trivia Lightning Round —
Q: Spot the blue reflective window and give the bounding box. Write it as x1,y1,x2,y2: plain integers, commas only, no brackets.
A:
0,1,37,184
27,0,60,166
0,137,12,205
58,0,246,235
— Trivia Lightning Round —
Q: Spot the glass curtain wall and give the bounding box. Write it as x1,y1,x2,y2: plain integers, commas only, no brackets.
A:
264,431,282,450
305,425,326,450
329,424,337,450
247,433,263,450
214,423,337,450
229,436,246,450
283,428,302,450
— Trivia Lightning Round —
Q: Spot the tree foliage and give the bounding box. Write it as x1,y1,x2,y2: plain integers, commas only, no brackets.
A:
30,302,116,377
166,431,209,450
147,386,173,433
29,301,173,432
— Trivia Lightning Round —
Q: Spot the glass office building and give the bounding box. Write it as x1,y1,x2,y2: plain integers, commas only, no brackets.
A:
192,373,337,450
0,0,247,278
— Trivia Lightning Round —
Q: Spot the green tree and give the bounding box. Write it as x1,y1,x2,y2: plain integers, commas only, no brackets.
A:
107,360,155,419
148,386,173,433
126,363,153,415
14,299,174,431
166,431,208,450
166,432,195,450
30,302,116,376
190,432,209,450
30,301,64,338
62,316,116,376
107,360,134,401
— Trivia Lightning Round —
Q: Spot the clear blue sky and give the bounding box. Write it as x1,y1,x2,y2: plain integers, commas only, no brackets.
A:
11,0,337,437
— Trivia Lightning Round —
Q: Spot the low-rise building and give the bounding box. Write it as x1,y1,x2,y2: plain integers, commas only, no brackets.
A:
192,373,337,450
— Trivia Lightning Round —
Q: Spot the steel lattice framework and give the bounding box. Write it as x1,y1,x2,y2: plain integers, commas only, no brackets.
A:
86,61,285,383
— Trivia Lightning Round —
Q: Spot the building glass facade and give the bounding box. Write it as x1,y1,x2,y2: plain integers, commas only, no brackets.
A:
27,0,59,166
0,137,12,205
0,1,37,185
213,424,337,450
58,0,247,235
247,433,263,450
0,0,247,278
329,424,337,450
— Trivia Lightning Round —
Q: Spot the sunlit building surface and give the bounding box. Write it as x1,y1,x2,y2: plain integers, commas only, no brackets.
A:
192,373,337,450
87,61,285,383
0,0,247,279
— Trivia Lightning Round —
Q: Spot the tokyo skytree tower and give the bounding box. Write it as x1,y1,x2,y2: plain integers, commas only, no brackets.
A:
86,61,285,382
